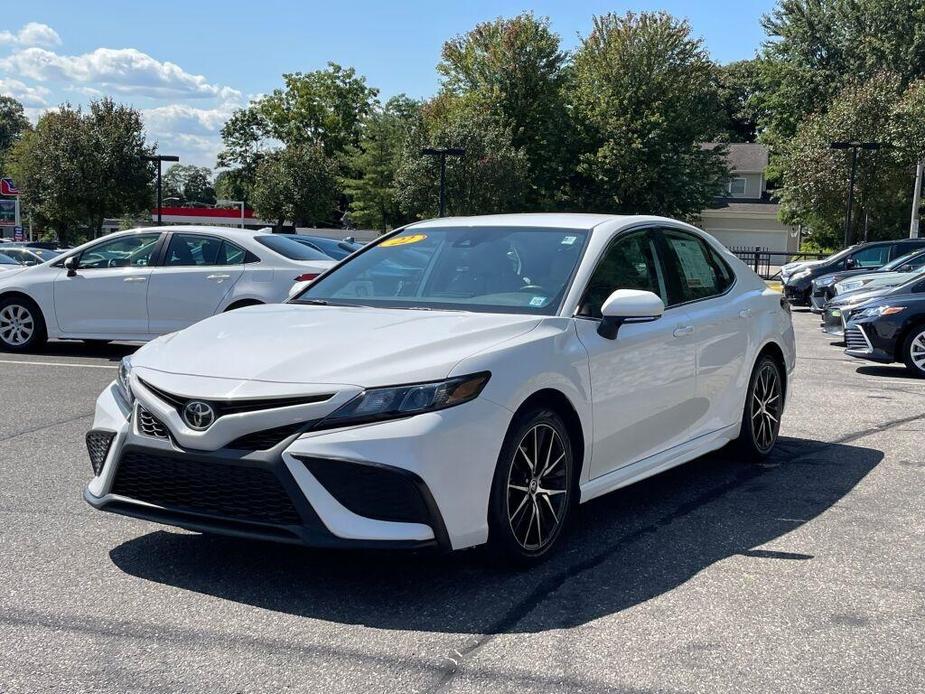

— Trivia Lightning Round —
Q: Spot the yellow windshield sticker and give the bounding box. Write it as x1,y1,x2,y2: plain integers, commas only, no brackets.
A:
381,233,427,247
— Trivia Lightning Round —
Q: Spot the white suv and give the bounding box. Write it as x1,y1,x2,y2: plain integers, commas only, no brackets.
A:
0,226,334,351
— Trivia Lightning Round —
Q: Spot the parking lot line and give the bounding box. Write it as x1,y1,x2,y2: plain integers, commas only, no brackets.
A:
0,358,117,369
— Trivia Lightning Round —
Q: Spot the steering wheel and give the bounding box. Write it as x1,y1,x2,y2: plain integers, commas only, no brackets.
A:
517,284,548,293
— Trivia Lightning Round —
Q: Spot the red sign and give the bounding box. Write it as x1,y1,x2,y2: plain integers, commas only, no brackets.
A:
0,178,19,196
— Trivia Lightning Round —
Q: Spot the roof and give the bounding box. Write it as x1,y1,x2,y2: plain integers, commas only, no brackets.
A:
702,143,769,173
116,225,268,238
409,213,649,231
699,201,782,218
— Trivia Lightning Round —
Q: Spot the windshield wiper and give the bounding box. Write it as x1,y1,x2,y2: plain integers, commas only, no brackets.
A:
295,299,330,305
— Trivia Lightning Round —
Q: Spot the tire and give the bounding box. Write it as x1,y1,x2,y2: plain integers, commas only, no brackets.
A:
901,324,925,378
732,354,784,461
487,406,576,565
0,295,47,352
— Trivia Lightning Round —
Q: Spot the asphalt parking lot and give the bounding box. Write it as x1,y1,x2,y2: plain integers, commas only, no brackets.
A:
1,309,923,693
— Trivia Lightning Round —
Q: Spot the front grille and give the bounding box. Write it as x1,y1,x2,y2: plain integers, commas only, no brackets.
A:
845,325,871,353
137,406,170,440
86,430,115,476
139,379,334,417
298,456,431,524
227,423,304,451
111,450,301,525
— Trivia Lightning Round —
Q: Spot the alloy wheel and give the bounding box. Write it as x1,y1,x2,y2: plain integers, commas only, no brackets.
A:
0,304,35,347
750,361,782,453
910,329,925,372
506,423,569,551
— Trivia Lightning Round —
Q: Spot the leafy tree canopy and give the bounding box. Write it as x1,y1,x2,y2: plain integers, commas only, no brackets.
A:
0,95,31,175
163,164,216,205
251,144,339,229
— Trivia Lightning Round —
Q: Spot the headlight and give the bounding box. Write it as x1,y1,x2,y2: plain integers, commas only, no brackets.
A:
817,276,837,287
320,372,491,428
115,356,134,407
854,305,905,320
839,280,865,292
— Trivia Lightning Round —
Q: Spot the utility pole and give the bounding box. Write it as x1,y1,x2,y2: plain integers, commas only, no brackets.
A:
911,159,924,239
421,147,465,217
830,141,881,247
143,154,180,225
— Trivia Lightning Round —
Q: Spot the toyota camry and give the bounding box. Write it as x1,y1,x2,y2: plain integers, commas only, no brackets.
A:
84,214,795,562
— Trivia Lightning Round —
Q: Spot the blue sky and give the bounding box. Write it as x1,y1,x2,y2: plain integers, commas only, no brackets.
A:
1,1,776,168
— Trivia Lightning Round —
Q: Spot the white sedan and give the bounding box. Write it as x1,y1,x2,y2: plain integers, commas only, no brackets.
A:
85,214,795,563
0,226,334,351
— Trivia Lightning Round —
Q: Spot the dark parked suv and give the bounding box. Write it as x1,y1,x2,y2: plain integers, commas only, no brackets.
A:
783,239,925,305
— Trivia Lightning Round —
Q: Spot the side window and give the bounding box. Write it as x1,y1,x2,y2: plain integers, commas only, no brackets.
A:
850,245,889,268
578,230,666,318
219,241,246,265
893,242,925,260
659,229,734,304
164,235,223,267
77,234,161,269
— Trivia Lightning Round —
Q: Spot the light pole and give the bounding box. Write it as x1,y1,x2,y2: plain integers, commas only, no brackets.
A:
421,147,465,217
217,199,246,229
910,159,924,239
143,154,180,225
830,142,881,247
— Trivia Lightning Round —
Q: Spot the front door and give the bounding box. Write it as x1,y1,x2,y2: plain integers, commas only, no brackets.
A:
146,233,245,334
573,228,698,478
53,233,162,336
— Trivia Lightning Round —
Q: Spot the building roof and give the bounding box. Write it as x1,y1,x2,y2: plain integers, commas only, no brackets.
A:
702,142,769,173
700,201,782,218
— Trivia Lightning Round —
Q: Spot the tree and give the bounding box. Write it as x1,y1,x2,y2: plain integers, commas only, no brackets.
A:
251,144,339,229
438,13,572,207
775,72,919,247
394,96,529,219
716,60,763,143
755,0,925,143
0,96,31,175
7,99,154,243
343,95,420,231
162,164,216,205
568,12,728,218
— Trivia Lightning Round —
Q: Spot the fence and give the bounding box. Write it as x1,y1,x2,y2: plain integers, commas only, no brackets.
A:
728,246,830,280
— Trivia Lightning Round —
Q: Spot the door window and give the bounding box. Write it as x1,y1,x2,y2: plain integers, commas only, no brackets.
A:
219,240,248,265
164,234,225,266
850,245,889,268
578,230,666,318
77,234,161,269
659,229,735,305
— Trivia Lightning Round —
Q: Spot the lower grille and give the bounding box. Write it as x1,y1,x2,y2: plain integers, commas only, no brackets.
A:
137,406,170,440
86,430,115,476
845,325,871,353
227,423,304,451
111,450,301,525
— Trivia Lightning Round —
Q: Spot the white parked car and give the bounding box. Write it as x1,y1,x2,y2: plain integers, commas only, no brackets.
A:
0,226,334,351
85,214,795,562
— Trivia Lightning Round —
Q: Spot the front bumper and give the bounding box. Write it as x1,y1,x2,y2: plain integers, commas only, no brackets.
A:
85,381,513,551
783,282,810,304
820,306,848,337
810,286,833,312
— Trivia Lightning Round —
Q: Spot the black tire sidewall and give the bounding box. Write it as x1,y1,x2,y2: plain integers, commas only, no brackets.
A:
0,296,46,352
487,407,575,564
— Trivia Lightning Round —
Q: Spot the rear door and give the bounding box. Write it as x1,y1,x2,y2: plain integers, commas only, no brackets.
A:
53,233,162,335
146,233,245,334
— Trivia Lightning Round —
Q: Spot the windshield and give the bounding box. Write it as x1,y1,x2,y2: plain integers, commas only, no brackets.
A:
297,226,590,315
880,250,925,272
256,235,331,261
298,236,360,260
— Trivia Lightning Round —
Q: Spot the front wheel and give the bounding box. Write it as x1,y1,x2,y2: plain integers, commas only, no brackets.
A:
902,325,925,378
487,407,576,564
733,355,784,461
0,296,47,352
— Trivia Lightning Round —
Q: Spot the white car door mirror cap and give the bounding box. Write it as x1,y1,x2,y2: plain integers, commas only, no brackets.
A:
601,289,665,320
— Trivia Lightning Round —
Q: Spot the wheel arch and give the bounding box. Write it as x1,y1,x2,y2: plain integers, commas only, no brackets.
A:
510,388,587,484
755,340,788,402
223,298,265,312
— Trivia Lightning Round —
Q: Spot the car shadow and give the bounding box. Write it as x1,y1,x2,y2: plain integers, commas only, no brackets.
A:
856,364,920,380
28,340,138,362
109,436,882,634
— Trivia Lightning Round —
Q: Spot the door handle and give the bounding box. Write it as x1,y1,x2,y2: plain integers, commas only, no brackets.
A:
207,274,231,281
739,308,753,319
673,325,694,337
123,277,147,283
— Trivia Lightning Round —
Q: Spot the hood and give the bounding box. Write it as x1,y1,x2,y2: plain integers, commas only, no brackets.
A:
133,303,543,387
0,266,27,279
829,286,892,308
782,259,824,275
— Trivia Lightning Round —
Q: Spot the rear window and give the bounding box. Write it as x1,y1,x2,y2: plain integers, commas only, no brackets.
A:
255,235,331,261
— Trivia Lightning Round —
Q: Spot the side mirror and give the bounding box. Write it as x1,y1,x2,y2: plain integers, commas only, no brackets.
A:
598,289,664,339
845,257,858,269
64,256,78,277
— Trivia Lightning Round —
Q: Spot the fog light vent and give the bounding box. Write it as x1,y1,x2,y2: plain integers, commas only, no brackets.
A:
86,430,116,476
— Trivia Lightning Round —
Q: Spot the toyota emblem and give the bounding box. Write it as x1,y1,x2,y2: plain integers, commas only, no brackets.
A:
182,400,216,430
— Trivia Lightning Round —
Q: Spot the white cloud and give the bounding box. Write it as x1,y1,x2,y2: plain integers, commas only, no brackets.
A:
0,22,62,48
0,46,241,100
144,102,239,137
0,77,50,105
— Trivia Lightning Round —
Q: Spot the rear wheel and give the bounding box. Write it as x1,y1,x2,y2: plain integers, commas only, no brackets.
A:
733,355,784,461
487,407,575,564
0,296,46,352
901,326,925,378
